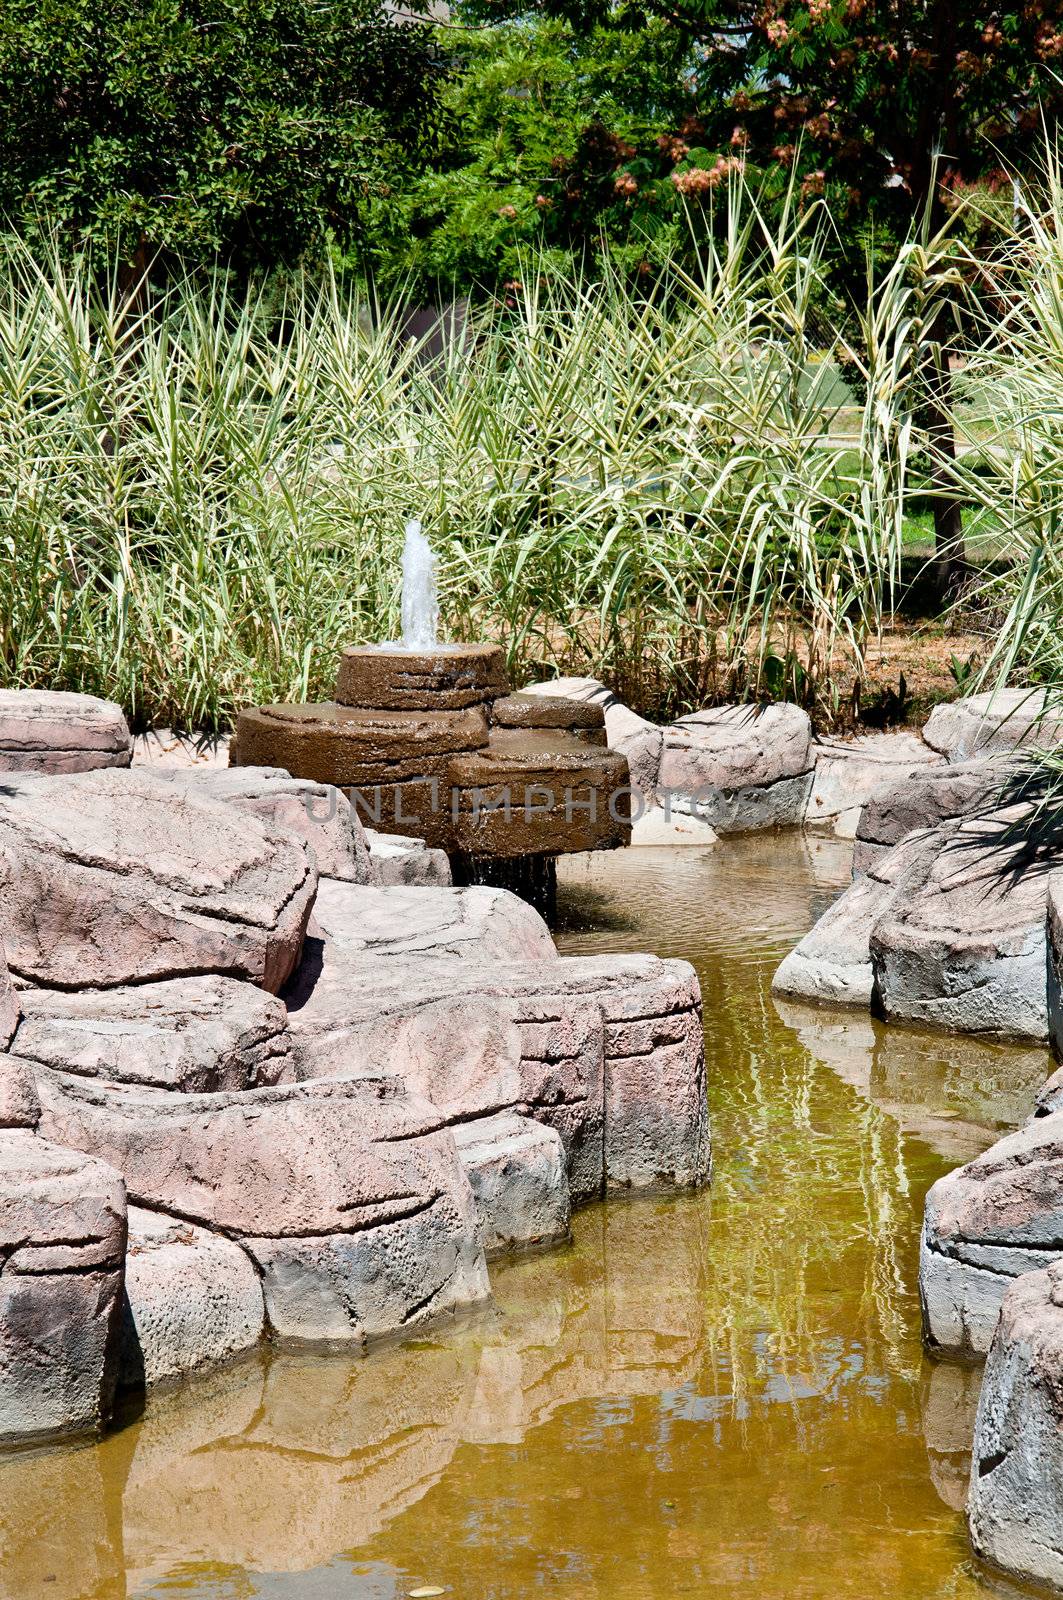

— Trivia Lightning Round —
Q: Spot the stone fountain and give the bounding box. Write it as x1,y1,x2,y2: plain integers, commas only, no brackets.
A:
233,523,632,916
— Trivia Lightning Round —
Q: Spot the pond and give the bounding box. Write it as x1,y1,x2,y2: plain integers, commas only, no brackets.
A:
0,837,1050,1600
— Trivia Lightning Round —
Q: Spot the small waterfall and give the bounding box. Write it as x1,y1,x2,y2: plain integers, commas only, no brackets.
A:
400,519,439,651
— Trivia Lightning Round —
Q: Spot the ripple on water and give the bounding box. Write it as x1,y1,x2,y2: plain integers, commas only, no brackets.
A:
0,838,1051,1600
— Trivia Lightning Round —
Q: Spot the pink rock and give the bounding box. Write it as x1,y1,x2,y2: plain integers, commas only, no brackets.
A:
32,1070,489,1346
0,690,131,774
159,766,373,884
309,879,558,964
0,944,18,1050
284,923,707,1197
0,1131,126,1443
11,976,296,1094
0,1054,38,1127
0,770,316,992
120,1207,265,1389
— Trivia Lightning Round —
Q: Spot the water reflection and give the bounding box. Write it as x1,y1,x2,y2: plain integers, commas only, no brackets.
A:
0,838,1051,1600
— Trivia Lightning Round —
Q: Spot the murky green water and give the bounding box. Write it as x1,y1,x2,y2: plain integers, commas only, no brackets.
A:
1,837,1052,1600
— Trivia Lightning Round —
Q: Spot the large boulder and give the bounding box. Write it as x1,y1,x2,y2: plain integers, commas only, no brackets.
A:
805,730,944,838
924,687,1063,762
657,703,813,834
0,1132,126,1443
920,1112,1063,1357
776,803,1058,1041
852,759,1010,877
32,1069,489,1347
120,1206,265,1390
967,1260,1063,1592
10,976,296,1094
871,805,1052,1041
772,826,938,1007
283,910,707,1199
309,879,558,964
0,689,130,774
0,769,316,992
159,765,373,883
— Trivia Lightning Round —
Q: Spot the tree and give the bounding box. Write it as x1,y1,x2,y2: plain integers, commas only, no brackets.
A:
454,0,1063,584
0,0,444,274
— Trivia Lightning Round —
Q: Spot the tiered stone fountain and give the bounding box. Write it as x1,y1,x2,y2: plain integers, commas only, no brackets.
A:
233,525,631,916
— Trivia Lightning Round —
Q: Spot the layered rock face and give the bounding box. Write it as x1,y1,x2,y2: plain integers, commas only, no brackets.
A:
0,689,131,774
0,1132,126,1445
0,743,707,1446
923,687,1063,763
967,1262,1063,1592
0,769,317,992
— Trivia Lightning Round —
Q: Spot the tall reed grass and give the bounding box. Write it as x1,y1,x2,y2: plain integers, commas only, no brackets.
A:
0,195,919,731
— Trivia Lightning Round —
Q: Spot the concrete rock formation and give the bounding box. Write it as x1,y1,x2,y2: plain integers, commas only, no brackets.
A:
851,759,1006,877
0,768,316,992
920,1112,1063,1357
0,751,707,1446
775,805,1059,1042
967,1261,1063,1592
0,689,131,774
0,1133,126,1444
806,730,944,839
924,687,1063,763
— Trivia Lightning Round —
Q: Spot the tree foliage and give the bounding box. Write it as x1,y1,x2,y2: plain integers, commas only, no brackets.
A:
0,0,443,270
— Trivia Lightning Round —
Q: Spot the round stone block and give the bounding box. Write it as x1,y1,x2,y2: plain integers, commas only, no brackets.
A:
335,644,507,711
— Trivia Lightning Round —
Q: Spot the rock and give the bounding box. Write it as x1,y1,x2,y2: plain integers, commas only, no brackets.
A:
0,768,316,992
490,692,606,742
0,689,130,774
771,842,916,1007
0,1132,126,1443
11,976,296,1094
806,731,944,836
852,759,1009,876
364,828,452,886
920,1111,1063,1357
0,945,18,1051
452,1113,571,1258
336,643,507,712
778,803,1059,1040
871,805,1053,1041
630,804,718,847
520,676,613,708
32,1070,489,1347
0,1054,38,1128
131,729,230,770
159,765,373,883
967,1260,1063,1592
606,704,664,799
308,879,558,964
657,703,813,834
283,927,707,1198
120,1206,265,1390
924,687,1063,762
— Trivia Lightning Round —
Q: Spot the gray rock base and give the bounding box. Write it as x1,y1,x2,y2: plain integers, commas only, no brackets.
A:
454,1113,571,1258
